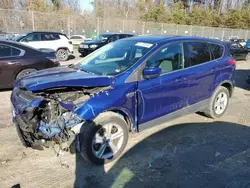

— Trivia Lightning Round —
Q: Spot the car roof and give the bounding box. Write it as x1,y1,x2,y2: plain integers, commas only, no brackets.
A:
123,35,224,45
0,40,41,51
27,31,65,35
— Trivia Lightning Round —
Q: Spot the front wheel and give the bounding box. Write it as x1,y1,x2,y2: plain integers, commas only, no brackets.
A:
16,68,37,79
203,86,230,118
56,49,69,61
80,112,129,165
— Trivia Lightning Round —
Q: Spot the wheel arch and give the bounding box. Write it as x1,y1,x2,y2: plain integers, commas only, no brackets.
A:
56,47,69,52
219,80,234,97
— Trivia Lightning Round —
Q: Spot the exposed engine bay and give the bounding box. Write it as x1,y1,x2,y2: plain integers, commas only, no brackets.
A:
12,86,109,150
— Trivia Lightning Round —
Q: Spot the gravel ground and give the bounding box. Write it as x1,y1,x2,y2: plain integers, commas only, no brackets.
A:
0,53,250,188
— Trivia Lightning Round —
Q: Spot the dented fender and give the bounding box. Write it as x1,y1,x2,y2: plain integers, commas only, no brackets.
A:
74,83,137,128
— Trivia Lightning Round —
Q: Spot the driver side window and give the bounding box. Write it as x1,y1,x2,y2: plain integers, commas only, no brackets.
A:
22,34,41,42
146,43,183,74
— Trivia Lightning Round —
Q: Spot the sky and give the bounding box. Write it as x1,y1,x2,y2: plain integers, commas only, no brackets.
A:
81,0,93,10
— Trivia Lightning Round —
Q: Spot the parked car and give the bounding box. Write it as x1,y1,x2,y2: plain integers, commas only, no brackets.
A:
16,31,74,61
230,38,246,47
0,40,59,89
11,36,235,165
246,75,250,84
69,35,86,46
246,39,250,50
78,33,134,56
225,41,250,61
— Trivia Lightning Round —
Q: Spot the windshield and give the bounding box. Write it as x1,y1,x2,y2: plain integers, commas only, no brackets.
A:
13,35,25,41
95,34,112,42
74,40,154,76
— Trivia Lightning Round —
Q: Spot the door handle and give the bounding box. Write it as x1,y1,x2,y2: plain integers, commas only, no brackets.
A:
175,77,187,82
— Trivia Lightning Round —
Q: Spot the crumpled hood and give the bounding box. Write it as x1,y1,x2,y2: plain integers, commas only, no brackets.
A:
18,66,113,91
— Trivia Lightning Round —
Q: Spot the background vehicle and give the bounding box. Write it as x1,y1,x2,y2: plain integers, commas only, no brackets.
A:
0,40,59,89
246,39,250,50
230,38,246,47
225,41,250,60
11,36,235,165
16,31,74,61
69,35,86,46
78,33,134,56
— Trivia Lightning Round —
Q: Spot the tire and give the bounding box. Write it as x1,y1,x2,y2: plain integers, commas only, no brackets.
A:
56,49,69,61
16,68,37,80
245,53,250,61
79,112,129,165
203,86,230,119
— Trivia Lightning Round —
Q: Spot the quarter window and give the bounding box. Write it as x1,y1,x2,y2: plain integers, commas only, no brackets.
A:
209,43,224,59
0,45,21,57
184,42,211,67
146,43,183,74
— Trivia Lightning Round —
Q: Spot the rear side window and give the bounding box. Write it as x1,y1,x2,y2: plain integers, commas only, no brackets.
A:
209,43,224,59
41,34,55,41
0,45,21,57
184,42,211,67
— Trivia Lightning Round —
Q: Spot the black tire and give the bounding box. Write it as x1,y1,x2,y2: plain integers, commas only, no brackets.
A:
203,86,230,119
56,49,69,61
16,68,37,80
79,112,129,165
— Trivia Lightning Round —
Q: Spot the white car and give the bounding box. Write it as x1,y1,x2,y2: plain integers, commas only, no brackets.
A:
17,32,74,61
69,35,86,46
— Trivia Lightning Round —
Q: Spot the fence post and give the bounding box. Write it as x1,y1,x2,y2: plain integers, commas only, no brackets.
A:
245,30,249,40
122,19,125,32
97,17,100,35
161,23,163,35
201,26,204,37
176,24,179,35
212,27,215,38
221,29,225,40
190,25,193,36
67,15,70,37
31,11,35,31
142,22,145,35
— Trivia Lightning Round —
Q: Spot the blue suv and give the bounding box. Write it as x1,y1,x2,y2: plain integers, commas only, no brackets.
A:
11,36,235,165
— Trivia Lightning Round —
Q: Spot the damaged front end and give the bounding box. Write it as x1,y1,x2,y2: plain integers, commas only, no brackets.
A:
11,86,107,150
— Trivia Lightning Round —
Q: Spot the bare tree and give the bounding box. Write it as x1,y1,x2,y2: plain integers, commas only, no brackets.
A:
0,0,14,9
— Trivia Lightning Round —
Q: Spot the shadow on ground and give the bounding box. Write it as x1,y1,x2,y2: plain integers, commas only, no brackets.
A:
235,69,250,91
74,121,250,188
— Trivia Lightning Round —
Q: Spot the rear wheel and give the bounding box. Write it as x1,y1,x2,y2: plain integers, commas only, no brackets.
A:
204,86,230,118
56,49,69,61
79,112,129,165
245,53,250,61
16,68,37,79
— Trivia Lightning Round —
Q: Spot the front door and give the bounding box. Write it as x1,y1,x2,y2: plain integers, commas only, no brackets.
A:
20,33,41,49
137,42,190,125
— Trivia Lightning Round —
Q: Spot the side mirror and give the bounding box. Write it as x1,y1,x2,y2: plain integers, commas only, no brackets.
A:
143,67,161,79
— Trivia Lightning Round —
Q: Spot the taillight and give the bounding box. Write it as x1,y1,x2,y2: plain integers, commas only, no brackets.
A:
228,59,236,66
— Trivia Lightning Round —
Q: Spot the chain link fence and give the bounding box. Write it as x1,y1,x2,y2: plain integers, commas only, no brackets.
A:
1,9,250,40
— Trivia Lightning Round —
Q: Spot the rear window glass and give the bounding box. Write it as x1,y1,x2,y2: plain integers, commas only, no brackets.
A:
184,42,211,67
209,44,224,59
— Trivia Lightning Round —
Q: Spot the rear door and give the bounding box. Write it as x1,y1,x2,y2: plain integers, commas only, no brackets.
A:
41,33,56,50
183,41,217,105
0,44,23,88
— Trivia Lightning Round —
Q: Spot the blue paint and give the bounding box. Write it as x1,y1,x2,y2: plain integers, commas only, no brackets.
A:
11,36,235,136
